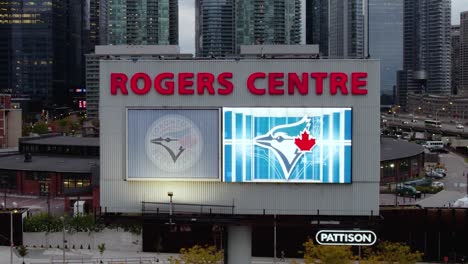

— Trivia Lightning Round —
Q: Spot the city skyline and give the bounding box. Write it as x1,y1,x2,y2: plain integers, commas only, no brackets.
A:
180,0,468,55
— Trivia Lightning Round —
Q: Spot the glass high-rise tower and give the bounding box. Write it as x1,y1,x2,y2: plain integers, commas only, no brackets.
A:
107,0,178,45
306,0,367,58
196,0,301,57
369,0,403,102
397,0,451,108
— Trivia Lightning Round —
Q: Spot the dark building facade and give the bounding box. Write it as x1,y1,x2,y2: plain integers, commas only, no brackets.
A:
305,0,328,56
461,12,468,96
196,0,301,57
452,25,461,95
0,0,89,111
305,0,367,58
107,0,178,45
398,0,451,109
369,0,403,101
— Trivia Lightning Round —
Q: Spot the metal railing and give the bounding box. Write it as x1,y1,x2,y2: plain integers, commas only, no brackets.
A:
141,201,235,215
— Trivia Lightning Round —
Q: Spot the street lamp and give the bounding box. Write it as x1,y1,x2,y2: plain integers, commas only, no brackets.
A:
167,192,173,225
60,216,66,263
435,108,445,121
10,209,18,264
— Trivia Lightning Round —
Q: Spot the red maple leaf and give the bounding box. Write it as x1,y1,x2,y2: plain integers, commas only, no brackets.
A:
294,130,316,151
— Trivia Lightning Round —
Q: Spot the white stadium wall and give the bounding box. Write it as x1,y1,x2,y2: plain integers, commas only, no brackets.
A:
100,59,380,216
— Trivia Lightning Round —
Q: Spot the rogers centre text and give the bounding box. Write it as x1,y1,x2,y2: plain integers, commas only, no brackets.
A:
110,72,368,96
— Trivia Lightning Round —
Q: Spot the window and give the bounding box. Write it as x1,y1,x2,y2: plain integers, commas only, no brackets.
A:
0,170,17,189
62,173,91,189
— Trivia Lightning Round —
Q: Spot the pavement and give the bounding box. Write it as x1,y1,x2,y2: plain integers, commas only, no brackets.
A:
0,246,303,264
437,152,468,194
0,194,64,216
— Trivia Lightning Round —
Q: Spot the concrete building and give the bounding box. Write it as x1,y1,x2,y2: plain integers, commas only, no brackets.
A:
452,25,461,95
461,11,468,96
0,94,21,149
305,0,368,58
85,45,189,120
398,0,451,109
99,57,380,263
195,0,301,57
406,94,468,121
106,0,178,45
369,0,403,102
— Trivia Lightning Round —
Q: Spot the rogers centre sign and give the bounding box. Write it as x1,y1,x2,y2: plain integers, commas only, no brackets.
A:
109,72,368,96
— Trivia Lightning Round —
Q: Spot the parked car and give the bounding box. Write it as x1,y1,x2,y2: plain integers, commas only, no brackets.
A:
401,121,409,124
430,148,449,154
411,119,418,123
426,170,444,179
434,168,446,176
382,119,387,123
456,124,464,129
431,181,445,188
396,185,422,198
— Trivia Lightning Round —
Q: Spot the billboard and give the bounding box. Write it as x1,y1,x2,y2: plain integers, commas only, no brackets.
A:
223,108,352,183
126,109,219,180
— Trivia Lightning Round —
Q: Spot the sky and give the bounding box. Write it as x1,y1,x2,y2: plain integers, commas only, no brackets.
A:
178,0,468,54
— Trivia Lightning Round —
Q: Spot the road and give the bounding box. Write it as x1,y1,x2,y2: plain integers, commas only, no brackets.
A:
438,152,468,194
0,194,64,215
382,113,467,134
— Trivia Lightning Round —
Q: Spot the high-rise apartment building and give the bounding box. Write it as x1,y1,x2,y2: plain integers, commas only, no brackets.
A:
397,0,451,108
195,0,235,57
460,11,468,96
452,25,461,95
306,0,367,58
369,0,403,102
196,0,301,57
107,0,178,45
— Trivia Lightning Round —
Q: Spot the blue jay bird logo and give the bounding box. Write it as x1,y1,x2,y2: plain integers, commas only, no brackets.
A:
254,116,315,179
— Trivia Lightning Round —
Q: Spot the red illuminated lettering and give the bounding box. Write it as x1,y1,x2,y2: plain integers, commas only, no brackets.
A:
247,72,266,95
330,73,348,95
110,73,128,95
268,73,284,95
179,73,194,95
311,72,327,95
197,73,215,95
155,73,174,95
351,72,368,95
288,73,308,95
130,73,151,95
218,72,234,95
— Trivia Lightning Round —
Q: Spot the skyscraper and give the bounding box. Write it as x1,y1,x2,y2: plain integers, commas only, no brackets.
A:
452,25,461,95
107,0,178,45
460,11,468,96
369,0,403,103
305,0,328,56
398,0,451,108
306,0,367,58
195,0,235,57
196,0,301,57
0,0,88,110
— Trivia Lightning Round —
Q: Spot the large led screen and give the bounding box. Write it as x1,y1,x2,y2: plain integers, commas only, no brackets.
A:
223,108,352,183
127,109,220,180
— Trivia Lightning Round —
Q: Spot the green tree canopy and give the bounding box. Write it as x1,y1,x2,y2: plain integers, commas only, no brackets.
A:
169,245,224,264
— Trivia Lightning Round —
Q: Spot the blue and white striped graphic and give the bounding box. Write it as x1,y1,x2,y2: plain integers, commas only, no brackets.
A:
223,108,352,183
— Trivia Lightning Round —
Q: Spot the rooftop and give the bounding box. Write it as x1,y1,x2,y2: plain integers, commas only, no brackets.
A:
381,137,424,161
0,154,98,173
21,136,99,147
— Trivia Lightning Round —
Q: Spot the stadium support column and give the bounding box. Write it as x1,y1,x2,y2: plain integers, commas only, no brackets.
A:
227,225,252,264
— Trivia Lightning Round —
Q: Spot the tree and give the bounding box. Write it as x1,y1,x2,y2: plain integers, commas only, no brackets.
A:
168,245,224,264
16,245,28,264
363,241,423,264
302,239,353,264
97,243,106,263
32,121,49,134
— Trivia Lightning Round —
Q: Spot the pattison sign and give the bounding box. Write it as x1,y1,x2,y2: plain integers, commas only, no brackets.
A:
109,72,368,96
316,230,377,246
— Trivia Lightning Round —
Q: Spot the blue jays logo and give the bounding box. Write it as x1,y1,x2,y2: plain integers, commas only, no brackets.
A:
255,116,315,179
145,115,203,172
